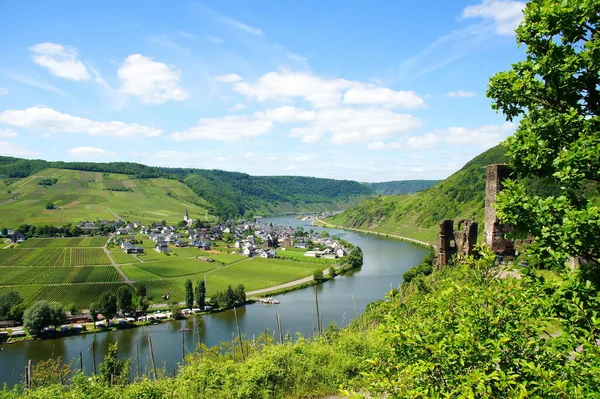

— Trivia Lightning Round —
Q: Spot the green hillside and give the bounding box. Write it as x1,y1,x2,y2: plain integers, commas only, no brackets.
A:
0,168,212,227
327,145,509,243
0,156,374,220
365,179,440,195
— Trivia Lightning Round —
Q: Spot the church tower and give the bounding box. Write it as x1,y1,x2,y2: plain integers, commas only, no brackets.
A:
184,209,189,222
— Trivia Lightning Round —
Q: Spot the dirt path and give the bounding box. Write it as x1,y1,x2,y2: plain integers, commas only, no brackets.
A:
103,235,133,285
105,207,122,221
314,218,434,248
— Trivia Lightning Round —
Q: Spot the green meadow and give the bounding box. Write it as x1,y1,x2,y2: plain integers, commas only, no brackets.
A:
0,235,339,308
0,168,213,228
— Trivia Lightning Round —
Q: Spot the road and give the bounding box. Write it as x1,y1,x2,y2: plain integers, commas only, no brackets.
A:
103,234,133,285
314,218,434,248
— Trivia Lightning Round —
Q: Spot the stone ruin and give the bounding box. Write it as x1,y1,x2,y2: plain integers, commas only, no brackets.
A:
484,164,515,256
436,219,478,267
436,163,515,267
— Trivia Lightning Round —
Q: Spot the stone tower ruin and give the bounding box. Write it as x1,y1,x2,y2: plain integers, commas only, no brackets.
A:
484,164,514,256
436,219,478,267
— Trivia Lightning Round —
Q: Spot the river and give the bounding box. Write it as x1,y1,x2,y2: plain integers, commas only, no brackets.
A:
0,216,428,387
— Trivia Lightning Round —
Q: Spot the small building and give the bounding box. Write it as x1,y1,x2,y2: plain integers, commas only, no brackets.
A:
336,248,348,258
155,242,170,253
11,231,25,244
259,249,277,258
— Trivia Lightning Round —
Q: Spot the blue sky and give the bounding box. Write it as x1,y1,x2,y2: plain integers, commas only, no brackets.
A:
0,0,525,182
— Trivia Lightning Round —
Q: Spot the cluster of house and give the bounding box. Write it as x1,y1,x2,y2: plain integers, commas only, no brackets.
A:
83,211,350,259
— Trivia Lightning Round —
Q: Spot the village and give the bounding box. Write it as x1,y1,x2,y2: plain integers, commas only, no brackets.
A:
107,210,350,260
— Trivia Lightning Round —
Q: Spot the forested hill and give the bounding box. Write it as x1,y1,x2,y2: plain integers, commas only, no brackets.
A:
326,145,509,243
365,180,439,195
0,156,374,218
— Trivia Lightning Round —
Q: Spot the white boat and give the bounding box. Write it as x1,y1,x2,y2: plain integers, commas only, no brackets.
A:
259,297,280,304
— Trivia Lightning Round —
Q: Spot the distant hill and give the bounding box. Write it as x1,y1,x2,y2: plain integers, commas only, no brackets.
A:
327,145,509,243
0,156,375,224
365,180,440,195
0,168,213,228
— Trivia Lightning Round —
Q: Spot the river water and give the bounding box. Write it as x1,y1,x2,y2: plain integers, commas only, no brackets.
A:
0,216,428,386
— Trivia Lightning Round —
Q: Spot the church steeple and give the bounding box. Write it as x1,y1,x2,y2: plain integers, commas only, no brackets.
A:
184,209,189,221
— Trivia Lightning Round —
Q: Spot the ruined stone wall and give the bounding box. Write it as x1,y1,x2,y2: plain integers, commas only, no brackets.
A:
437,219,478,267
484,164,515,256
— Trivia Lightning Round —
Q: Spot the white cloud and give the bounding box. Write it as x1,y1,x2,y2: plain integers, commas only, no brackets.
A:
444,90,476,98
0,142,39,157
222,16,263,36
0,128,17,137
0,88,8,95
0,107,162,137
171,115,273,141
343,87,426,109
262,106,316,123
228,103,247,112
290,154,313,162
404,122,516,150
405,133,442,149
117,54,188,104
232,71,426,109
462,0,526,35
286,52,306,62
29,43,91,81
442,122,516,145
68,146,117,158
290,107,422,144
215,73,244,83
6,73,73,97
367,141,401,150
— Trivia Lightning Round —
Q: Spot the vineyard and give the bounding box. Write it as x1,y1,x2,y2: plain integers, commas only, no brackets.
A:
110,250,141,264
0,248,110,267
31,283,129,309
135,259,219,278
17,237,108,248
0,266,121,285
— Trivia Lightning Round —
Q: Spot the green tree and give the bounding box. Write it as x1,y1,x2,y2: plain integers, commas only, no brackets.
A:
346,246,363,269
0,290,23,321
234,283,246,304
195,280,206,308
487,0,600,270
116,286,134,315
45,202,54,210
23,301,65,336
313,269,325,283
138,297,150,316
89,302,99,326
185,279,194,309
328,266,337,277
98,292,117,321
321,230,330,237
170,304,182,319
98,342,131,386
225,285,236,308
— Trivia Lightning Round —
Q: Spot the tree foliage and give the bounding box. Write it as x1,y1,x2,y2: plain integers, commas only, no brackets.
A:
488,0,600,270
97,292,117,321
98,343,131,386
0,290,23,321
184,279,194,309
23,301,65,336
346,246,363,269
195,280,206,308
116,286,134,315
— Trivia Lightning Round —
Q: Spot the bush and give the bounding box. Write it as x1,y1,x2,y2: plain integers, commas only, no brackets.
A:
313,269,325,283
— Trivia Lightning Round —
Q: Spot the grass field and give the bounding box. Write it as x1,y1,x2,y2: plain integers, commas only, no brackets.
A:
0,236,339,307
0,168,214,228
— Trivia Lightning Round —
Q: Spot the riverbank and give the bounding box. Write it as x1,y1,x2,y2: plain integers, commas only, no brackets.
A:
313,218,435,249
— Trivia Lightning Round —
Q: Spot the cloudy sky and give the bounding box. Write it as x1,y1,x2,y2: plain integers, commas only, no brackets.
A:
0,0,525,182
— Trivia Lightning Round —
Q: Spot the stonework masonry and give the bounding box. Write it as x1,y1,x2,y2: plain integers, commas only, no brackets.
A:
436,219,478,267
484,164,515,256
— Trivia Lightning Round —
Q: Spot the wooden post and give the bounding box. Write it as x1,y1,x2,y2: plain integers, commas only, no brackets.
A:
181,330,186,366
79,351,83,373
91,340,97,375
148,336,157,380
276,313,283,344
314,286,322,334
233,307,245,361
136,339,140,378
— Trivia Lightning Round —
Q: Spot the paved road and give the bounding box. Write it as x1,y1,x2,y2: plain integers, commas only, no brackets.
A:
314,218,434,248
103,235,133,285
